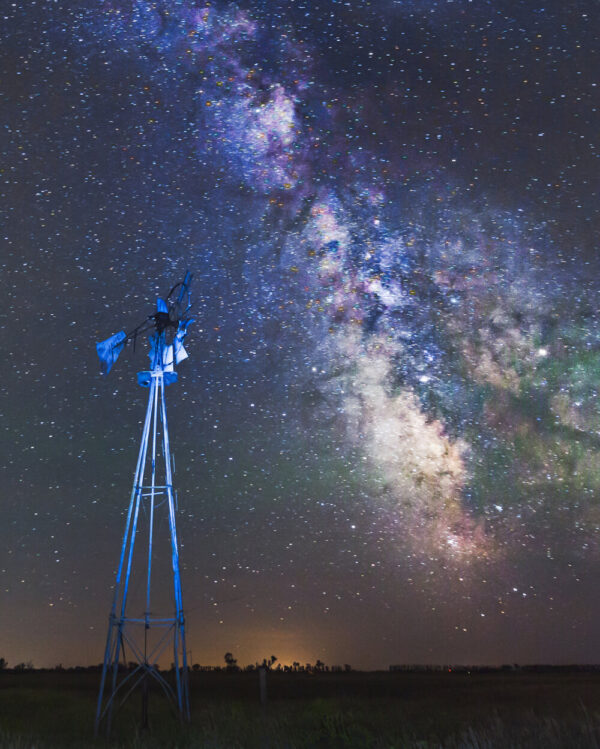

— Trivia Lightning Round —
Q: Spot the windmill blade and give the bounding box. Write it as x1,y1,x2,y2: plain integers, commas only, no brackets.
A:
162,344,175,372
96,331,127,375
167,270,194,312
173,318,193,364
157,298,168,313
178,317,194,333
173,340,188,364
176,271,193,304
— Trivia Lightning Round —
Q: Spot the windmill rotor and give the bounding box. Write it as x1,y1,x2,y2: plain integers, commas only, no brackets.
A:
96,271,194,376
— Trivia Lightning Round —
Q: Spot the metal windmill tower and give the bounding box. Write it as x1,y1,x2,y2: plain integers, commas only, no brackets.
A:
94,271,194,736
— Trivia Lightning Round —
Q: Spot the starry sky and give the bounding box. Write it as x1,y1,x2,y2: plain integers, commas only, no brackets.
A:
2,0,599,670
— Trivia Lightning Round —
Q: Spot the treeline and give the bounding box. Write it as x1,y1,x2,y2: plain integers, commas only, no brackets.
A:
7,660,600,675
0,659,354,674
389,664,600,673
196,663,354,674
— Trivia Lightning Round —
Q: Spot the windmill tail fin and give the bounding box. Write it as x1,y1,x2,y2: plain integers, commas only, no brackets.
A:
96,331,127,375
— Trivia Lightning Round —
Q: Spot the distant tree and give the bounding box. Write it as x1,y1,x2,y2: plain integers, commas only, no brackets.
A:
13,661,34,672
0,658,7,671
224,652,238,672
344,664,352,672
192,663,200,672
258,655,277,671
292,661,299,672
315,659,324,672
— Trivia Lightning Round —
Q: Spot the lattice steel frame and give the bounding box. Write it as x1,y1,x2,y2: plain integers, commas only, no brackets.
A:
94,341,190,736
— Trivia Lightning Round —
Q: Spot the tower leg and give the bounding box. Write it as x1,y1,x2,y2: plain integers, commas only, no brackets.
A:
160,378,191,721
95,371,190,736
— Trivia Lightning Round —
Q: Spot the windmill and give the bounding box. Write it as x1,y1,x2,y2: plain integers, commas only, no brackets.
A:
94,271,193,736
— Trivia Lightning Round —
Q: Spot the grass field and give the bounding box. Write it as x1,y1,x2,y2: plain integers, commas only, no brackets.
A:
1,670,600,747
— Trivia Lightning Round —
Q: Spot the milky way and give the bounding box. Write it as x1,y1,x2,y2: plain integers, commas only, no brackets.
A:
2,0,599,668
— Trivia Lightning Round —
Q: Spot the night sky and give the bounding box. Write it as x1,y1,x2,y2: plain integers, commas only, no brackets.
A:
2,0,599,671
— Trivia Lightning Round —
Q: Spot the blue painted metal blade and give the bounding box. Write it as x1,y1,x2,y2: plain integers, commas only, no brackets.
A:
96,331,127,375
174,341,187,364
178,317,194,332
156,297,168,313
176,271,193,304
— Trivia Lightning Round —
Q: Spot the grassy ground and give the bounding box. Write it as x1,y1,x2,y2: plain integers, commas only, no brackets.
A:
1,671,600,747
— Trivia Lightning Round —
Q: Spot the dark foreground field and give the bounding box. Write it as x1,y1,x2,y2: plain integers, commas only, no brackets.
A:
2,670,600,748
